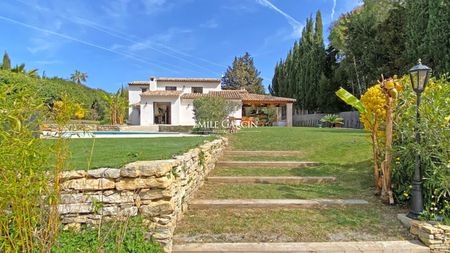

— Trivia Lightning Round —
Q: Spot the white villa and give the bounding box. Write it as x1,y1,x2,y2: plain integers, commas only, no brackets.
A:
128,77,295,127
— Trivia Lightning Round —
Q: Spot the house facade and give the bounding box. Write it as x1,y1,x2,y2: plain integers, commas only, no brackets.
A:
128,77,295,127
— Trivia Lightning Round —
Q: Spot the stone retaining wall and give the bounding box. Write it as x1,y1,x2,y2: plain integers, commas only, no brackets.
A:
58,137,227,252
410,221,450,253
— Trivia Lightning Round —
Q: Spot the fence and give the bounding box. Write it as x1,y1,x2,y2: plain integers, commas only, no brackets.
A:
293,111,363,129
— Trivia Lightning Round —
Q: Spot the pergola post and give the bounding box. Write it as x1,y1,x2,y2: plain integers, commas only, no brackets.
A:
286,103,293,127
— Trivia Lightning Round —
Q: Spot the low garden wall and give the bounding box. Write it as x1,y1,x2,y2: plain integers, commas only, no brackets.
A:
410,221,450,253
58,137,227,252
43,123,120,132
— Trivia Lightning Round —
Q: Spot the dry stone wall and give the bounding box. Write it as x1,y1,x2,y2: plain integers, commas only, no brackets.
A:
58,137,227,252
410,221,450,253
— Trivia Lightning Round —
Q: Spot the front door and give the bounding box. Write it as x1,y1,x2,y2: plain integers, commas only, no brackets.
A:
153,102,171,124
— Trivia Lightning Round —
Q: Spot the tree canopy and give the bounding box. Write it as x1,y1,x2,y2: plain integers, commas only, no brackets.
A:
271,0,449,113
221,52,265,94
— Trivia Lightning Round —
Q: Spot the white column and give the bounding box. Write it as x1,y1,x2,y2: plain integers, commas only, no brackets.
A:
286,103,293,127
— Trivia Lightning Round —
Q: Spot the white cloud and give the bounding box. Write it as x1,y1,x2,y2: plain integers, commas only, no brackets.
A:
31,59,63,65
141,0,167,13
256,0,303,38
200,19,218,29
222,3,258,13
102,0,131,17
331,0,337,20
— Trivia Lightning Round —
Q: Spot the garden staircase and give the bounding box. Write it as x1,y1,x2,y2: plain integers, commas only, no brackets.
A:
173,148,429,253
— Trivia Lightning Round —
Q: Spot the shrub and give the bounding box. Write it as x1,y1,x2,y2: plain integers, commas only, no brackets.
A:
192,96,238,132
392,76,450,223
320,114,344,127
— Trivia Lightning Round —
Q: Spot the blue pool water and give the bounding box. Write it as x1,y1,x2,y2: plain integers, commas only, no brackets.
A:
63,131,177,135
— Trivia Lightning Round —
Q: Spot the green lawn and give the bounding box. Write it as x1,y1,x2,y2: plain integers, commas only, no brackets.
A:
174,206,411,243
46,136,212,170
228,127,370,164
175,127,411,242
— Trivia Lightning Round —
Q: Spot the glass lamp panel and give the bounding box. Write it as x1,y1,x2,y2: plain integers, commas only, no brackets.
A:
417,69,428,91
410,71,418,90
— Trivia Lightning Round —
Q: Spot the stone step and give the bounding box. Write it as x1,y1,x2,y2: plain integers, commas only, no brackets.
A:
189,199,369,209
206,176,336,184
216,161,320,168
173,241,429,252
223,150,304,157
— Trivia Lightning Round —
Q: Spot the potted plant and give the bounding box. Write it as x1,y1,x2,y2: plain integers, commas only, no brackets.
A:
320,114,344,128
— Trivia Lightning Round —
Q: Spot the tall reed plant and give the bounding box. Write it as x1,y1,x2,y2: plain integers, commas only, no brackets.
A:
0,70,72,252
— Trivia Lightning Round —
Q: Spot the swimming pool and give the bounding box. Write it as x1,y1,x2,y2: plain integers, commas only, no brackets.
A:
73,131,171,135
42,131,202,138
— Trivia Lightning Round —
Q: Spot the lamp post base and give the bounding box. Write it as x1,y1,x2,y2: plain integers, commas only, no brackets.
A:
406,210,421,220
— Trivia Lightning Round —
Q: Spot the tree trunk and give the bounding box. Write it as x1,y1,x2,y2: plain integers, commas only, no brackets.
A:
381,96,394,204
371,114,382,194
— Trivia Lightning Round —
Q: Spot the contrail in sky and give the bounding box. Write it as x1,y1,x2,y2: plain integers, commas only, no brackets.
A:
0,14,178,73
331,0,337,20
256,0,303,36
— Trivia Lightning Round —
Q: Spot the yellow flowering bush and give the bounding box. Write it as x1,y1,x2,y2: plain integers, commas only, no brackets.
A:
73,103,86,120
360,84,387,130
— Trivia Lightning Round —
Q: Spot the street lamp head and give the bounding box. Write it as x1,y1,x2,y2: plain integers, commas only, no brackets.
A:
409,59,432,93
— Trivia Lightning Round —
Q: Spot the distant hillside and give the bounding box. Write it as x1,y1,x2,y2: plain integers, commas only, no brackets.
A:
0,70,110,121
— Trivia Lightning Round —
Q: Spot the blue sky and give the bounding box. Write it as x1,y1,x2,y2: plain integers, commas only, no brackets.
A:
0,0,361,93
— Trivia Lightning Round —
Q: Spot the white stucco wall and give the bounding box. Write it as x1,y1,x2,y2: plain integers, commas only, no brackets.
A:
140,96,180,126
179,99,196,125
128,85,149,125
128,79,246,126
129,85,148,104
155,81,221,93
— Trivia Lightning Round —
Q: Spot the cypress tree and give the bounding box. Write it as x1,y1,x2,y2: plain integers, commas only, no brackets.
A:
426,0,449,76
1,52,11,70
404,0,429,64
269,62,280,96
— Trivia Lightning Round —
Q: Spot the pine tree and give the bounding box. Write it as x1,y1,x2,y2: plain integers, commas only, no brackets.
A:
221,52,264,94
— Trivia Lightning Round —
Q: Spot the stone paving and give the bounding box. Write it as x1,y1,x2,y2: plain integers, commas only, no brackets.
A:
173,241,429,252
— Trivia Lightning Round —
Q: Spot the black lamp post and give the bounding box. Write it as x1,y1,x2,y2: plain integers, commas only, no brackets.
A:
407,59,432,220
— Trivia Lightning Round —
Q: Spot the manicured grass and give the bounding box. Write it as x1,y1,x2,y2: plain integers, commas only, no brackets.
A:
46,136,212,170
228,127,370,164
174,205,412,243
195,182,363,199
205,163,372,200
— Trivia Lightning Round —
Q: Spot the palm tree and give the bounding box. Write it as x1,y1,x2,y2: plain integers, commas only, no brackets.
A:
11,63,39,78
70,70,88,85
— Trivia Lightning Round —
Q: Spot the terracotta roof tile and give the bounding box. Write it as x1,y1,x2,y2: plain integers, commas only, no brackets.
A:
141,90,182,96
157,77,220,82
242,93,296,103
181,90,247,99
129,81,150,85
180,89,295,103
